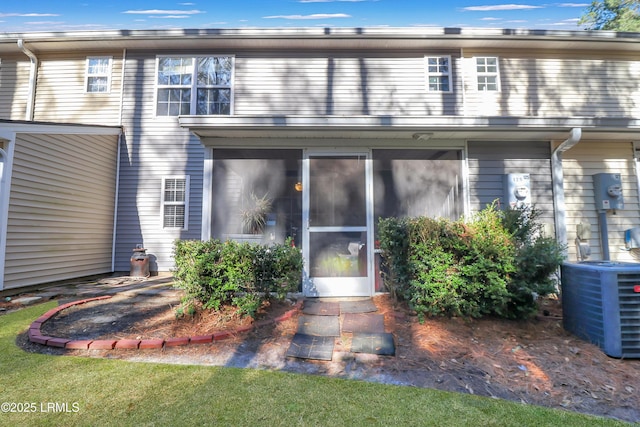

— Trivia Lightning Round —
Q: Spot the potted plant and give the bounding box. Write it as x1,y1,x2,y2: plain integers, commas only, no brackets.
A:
241,192,272,236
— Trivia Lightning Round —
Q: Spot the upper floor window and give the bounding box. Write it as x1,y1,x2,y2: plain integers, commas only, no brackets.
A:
85,57,112,93
475,57,500,91
425,56,451,92
156,56,233,116
161,176,189,230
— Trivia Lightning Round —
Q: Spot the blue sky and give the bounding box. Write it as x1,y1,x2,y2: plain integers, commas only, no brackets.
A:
1,1,592,33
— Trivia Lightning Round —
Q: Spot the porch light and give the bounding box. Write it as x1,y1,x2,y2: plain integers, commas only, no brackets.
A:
295,182,303,192
412,133,433,141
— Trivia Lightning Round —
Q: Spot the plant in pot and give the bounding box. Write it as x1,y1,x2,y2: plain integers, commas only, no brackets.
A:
241,192,273,237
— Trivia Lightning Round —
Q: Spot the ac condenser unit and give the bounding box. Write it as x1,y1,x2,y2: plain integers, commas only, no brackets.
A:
561,262,640,358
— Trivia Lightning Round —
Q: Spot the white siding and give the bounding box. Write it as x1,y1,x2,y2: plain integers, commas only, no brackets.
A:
0,56,31,120
467,141,554,226
3,133,118,289
33,53,123,125
234,52,463,116
114,53,203,272
462,50,640,118
561,141,640,262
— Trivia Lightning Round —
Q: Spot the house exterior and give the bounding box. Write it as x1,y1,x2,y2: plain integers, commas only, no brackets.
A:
1,27,640,295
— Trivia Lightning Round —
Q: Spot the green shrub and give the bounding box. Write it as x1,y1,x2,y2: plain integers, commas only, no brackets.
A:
173,238,302,317
501,206,565,318
378,203,564,320
378,217,412,301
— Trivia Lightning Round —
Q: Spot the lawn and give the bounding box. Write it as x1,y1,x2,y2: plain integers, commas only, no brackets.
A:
0,303,628,426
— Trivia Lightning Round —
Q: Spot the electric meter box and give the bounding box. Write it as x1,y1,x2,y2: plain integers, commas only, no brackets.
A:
503,173,531,209
593,173,624,212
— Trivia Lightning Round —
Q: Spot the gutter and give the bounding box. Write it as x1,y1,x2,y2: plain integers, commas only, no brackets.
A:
552,128,582,257
17,39,38,121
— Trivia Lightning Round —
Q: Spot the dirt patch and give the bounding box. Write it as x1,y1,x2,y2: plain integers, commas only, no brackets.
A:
18,293,640,424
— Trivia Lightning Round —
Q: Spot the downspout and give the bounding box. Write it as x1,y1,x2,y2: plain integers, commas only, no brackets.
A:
552,128,582,258
0,146,10,291
112,48,126,272
17,39,38,121
111,135,122,272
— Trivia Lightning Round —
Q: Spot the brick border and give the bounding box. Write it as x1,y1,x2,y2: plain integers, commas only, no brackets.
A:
28,296,302,351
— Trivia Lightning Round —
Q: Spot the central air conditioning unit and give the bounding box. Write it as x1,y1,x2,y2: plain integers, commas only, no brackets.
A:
561,261,640,358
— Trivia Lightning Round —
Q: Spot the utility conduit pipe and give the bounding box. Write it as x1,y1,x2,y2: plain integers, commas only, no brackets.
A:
552,128,582,258
17,39,38,121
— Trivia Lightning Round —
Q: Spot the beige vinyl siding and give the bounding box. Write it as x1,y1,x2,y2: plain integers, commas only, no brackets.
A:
0,56,31,120
467,141,555,227
33,53,123,125
234,52,462,116
462,50,640,118
3,132,118,289
561,141,640,262
114,53,203,272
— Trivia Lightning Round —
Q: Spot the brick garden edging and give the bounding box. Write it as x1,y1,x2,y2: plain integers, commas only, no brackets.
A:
28,295,303,350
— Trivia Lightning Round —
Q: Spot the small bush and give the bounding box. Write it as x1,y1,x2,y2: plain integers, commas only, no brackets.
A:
173,238,302,318
379,203,564,320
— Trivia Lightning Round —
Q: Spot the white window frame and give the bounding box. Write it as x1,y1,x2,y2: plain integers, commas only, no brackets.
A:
475,57,500,92
85,56,112,93
425,55,452,93
155,55,234,117
161,176,190,230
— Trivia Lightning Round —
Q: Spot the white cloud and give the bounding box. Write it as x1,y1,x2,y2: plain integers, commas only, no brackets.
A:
24,21,65,25
123,9,204,15
0,13,60,17
263,13,351,20
480,17,502,21
549,18,581,25
149,16,191,19
462,4,543,11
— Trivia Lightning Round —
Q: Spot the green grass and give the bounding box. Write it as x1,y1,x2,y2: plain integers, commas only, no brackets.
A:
0,303,630,426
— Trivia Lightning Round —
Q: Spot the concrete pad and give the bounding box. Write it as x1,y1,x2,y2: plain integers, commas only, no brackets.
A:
302,299,340,316
340,299,378,314
286,333,334,361
342,313,385,333
351,333,395,356
297,315,340,337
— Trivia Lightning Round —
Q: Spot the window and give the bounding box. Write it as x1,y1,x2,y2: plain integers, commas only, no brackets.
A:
475,57,500,91
85,57,112,93
162,176,189,230
156,56,233,116
425,56,451,92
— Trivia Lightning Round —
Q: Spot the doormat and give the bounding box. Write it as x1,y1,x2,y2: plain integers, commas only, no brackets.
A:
302,300,340,316
342,313,385,334
339,299,378,314
350,333,395,355
286,333,335,361
297,315,341,336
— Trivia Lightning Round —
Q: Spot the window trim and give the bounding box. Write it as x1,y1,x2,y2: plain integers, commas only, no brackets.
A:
425,55,452,93
475,56,501,92
85,56,112,94
161,176,190,231
155,55,235,117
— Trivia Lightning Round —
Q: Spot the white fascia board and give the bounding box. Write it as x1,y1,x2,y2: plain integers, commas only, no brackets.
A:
179,115,640,130
0,122,121,137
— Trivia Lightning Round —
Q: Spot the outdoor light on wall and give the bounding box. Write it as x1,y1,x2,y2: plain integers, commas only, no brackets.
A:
295,182,303,192
412,133,433,141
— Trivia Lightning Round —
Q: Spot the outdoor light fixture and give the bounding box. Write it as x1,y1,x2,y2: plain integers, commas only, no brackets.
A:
294,182,303,192
412,133,433,141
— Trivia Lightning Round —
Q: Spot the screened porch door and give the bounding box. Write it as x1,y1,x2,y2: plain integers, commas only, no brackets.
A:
302,151,373,297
